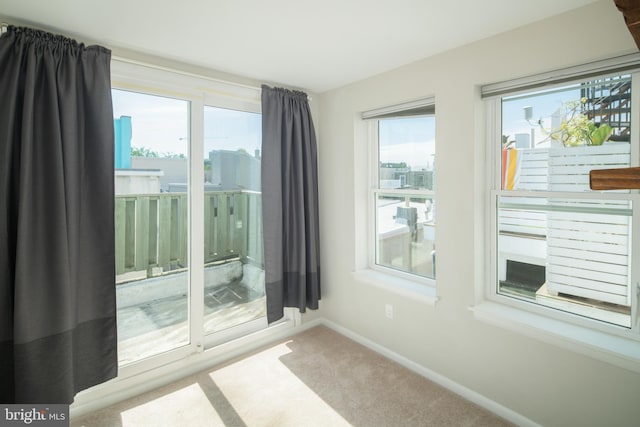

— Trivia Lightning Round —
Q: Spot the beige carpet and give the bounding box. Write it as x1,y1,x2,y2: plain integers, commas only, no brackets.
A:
71,326,513,427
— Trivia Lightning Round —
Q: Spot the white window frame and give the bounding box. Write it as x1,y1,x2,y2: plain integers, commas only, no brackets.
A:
71,59,299,417
109,60,294,364
475,54,640,373
353,98,438,304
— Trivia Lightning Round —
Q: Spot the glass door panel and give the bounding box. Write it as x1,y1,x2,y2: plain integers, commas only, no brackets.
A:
112,89,190,365
203,106,266,335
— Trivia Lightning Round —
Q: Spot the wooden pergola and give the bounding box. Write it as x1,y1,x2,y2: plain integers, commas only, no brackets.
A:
615,0,640,49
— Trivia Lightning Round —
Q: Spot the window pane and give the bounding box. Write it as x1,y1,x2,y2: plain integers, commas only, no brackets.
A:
497,195,632,328
376,194,435,279
378,116,435,190
203,106,265,335
113,89,190,365
501,76,631,192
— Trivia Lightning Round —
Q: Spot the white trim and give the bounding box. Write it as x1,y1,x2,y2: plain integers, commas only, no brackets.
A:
367,121,379,271
470,302,640,373
112,55,262,93
70,319,298,418
114,169,164,176
353,269,438,305
482,52,640,99
320,319,540,427
362,96,435,119
112,74,201,369
109,60,277,389
375,188,435,197
630,72,640,333
111,60,262,112
189,95,206,354
204,317,268,349
367,114,437,284
497,189,637,202
483,68,640,369
481,65,640,371
632,72,640,169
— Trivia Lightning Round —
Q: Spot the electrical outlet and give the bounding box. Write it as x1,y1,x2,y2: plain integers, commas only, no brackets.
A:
385,303,393,319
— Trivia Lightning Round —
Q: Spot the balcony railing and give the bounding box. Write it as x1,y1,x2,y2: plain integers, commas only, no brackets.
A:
115,190,263,283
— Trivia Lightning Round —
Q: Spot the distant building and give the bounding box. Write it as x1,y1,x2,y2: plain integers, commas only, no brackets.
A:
113,113,261,193
114,115,169,195
131,157,188,192
407,170,433,190
208,149,261,191
114,116,132,169
379,162,433,190
115,169,163,195
379,162,409,189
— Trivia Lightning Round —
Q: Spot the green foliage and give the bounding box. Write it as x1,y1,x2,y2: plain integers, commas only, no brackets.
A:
131,146,186,158
546,98,614,147
163,152,186,159
590,123,614,145
131,146,158,157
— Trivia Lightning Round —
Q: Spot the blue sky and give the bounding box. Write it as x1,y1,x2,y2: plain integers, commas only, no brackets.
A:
112,89,261,157
204,106,261,155
502,86,582,147
379,116,436,170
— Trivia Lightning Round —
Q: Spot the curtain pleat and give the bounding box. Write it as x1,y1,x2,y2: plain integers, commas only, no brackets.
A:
0,26,117,403
261,85,321,323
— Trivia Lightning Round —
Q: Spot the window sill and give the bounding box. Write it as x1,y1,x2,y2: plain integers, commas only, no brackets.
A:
470,301,640,373
352,269,438,306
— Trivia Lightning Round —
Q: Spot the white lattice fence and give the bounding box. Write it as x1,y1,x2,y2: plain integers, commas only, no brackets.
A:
546,143,632,306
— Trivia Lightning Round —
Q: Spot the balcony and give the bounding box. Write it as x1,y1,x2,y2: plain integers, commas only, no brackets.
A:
115,190,266,365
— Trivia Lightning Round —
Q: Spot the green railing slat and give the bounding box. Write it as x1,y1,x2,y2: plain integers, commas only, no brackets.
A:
179,194,188,268
115,198,126,275
157,196,171,270
135,196,150,272
124,200,136,269
115,191,262,280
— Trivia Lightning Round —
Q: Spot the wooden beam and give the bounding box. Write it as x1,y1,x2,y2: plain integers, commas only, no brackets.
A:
614,0,640,49
590,167,640,190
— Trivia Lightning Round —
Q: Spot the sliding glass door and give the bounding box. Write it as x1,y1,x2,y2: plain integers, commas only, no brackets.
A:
111,66,269,368
202,106,266,336
112,89,191,365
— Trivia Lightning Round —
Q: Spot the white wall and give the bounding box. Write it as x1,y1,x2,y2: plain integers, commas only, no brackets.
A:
317,1,640,426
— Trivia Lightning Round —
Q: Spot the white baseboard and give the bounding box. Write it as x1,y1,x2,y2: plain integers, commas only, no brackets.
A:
319,319,540,427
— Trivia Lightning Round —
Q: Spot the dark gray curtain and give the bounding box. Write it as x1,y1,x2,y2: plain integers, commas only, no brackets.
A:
0,26,117,403
261,85,321,323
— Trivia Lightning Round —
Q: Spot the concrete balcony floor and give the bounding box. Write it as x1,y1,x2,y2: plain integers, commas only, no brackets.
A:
116,265,266,365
